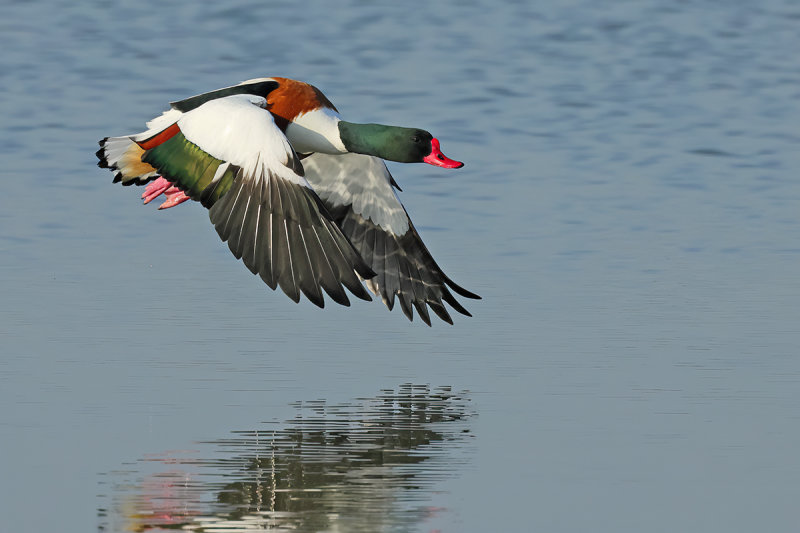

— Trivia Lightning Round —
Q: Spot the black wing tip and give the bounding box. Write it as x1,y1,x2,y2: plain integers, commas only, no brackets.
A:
281,283,302,304
304,291,326,309
398,295,414,322
259,271,279,291
258,269,334,310
413,301,432,327
441,288,472,317
347,281,373,302
429,302,454,325
444,275,481,300
391,294,470,326
326,290,351,307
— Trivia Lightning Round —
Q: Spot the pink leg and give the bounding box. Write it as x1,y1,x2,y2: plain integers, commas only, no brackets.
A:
142,177,172,204
158,187,191,210
142,177,191,210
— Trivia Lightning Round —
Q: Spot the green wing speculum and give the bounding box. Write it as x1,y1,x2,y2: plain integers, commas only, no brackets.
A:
141,130,239,208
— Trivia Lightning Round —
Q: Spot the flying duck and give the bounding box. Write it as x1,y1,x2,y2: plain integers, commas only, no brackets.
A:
96,77,479,325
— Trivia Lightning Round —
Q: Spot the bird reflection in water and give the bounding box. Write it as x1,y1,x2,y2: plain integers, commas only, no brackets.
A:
100,384,474,532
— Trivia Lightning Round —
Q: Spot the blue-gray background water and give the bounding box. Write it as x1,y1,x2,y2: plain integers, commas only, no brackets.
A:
2,1,800,531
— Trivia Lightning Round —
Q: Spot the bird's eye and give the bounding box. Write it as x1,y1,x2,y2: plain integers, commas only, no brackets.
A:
411,135,420,143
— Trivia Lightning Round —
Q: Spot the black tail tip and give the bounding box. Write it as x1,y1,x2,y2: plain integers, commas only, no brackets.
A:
96,146,109,168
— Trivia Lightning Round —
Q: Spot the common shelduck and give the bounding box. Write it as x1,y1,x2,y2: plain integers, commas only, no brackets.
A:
96,77,479,325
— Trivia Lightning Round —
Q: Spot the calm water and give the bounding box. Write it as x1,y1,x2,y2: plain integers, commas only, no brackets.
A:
2,1,800,532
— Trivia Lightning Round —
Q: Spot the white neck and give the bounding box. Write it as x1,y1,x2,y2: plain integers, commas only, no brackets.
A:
285,107,347,155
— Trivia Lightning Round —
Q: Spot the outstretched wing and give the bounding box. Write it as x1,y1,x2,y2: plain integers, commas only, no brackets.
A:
134,94,374,307
302,153,480,325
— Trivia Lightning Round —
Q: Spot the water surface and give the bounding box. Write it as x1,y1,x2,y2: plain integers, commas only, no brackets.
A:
2,1,800,532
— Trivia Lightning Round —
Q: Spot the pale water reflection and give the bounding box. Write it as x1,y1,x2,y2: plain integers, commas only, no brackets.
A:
99,385,473,533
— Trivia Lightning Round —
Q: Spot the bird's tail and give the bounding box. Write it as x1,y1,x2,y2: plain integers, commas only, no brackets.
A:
97,108,184,185
96,136,160,186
